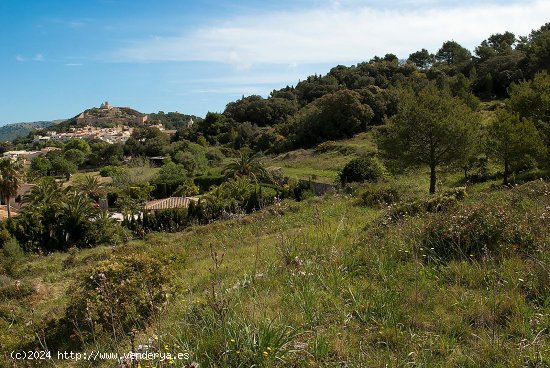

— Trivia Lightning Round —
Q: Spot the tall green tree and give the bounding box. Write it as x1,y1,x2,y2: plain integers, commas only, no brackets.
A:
29,156,52,179
292,90,373,147
0,158,23,218
378,86,478,194
508,71,550,149
435,40,472,65
408,48,434,69
64,139,91,154
475,32,516,61
517,23,550,75
487,109,546,184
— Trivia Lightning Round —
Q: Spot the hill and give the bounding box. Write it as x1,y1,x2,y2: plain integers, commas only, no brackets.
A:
52,102,149,132
0,120,63,142
51,102,202,133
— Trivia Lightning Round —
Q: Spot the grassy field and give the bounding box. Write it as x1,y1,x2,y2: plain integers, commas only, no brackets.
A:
2,161,549,366
263,131,378,184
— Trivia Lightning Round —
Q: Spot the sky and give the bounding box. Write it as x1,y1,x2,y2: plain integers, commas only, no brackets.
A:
0,0,548,125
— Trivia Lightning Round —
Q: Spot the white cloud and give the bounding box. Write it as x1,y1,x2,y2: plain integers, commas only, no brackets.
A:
15,55,25,62
114,0,550,67
34,53,44,61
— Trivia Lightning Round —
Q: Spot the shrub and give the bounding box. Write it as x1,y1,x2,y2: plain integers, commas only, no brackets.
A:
422,201,544,262
206,147,225,166
0,276,34,299
292,180,315,201
386,193,461,222
99,165,125,177
128,208,190,233
360,184,400,207
173,181,199,197
1,238,24,276
194,175,225,193
339,156,386,184
315,141,355,155
66,254,172,345
442,186,466,200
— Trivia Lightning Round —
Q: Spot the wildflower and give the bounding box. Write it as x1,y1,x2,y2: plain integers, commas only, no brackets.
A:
267,347,272,351
236,350,240,355
263,351,269,357
230,339,235,343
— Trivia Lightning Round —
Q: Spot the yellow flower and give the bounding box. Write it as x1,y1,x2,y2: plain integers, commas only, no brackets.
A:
230,339,235,343
262,351,269,357
236,350,240,355
267,347,272,351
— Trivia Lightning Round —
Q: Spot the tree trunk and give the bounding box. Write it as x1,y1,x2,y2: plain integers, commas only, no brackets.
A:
6,195,11,218
429,164,437,194
503,159,509,185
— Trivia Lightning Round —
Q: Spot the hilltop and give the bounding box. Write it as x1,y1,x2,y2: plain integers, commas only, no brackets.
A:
52,101,150,132
50,102,202,133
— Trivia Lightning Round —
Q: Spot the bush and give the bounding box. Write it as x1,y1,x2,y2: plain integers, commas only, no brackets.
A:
360,184,400,207
386,189,464,221
66,254,172,345
173,181,199,197
99,165,125,177
1,238,24,276
314,141,355,155
292,180,315,201
125,208,190,234
194,175,225,193
421,202,541,262
340,156,386,184
0,276,34,299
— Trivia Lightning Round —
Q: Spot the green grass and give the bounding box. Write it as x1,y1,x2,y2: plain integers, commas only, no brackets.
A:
3,178,550,366
263,131,379,183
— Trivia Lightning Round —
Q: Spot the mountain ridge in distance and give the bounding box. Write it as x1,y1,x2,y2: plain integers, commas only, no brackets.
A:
0,120,65,142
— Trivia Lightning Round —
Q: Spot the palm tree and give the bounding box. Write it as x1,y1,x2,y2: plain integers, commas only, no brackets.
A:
75,175,104,201
62,190,96,248
0,158,23,218
23,177,64,207
22,177,65,249
223,151,270,183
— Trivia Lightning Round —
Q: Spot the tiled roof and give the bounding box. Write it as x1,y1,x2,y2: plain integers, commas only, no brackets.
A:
144,197,197,211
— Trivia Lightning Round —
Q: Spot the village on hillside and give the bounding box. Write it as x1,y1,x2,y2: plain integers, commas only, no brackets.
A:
0,102,194,219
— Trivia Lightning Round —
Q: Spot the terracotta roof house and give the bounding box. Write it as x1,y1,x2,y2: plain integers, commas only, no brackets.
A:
144,196,198,212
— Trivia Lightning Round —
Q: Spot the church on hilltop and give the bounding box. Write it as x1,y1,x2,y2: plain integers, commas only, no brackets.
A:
100,101,113,110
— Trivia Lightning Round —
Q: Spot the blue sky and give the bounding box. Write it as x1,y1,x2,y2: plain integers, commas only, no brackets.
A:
1,0,548,125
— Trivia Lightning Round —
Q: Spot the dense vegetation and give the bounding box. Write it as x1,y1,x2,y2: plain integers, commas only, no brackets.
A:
1,22,550,367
